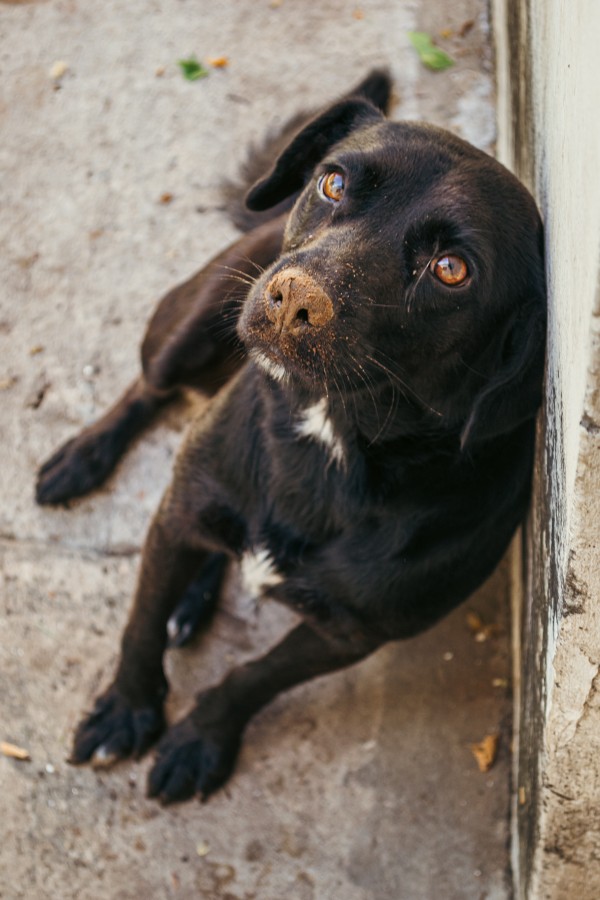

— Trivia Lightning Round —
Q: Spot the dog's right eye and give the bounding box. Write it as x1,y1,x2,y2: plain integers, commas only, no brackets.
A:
317,172,345,203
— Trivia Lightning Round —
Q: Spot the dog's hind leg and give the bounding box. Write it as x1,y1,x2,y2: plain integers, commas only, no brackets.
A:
35,215,285,505
35,376,168,505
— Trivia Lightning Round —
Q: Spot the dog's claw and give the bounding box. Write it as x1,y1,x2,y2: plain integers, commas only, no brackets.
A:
91,745,120,769
70,688,165,766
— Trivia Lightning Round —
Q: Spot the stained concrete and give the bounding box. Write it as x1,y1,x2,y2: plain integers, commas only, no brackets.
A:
0,2,511,897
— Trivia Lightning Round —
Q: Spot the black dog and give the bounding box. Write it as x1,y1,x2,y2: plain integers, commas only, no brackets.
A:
36,71,546,804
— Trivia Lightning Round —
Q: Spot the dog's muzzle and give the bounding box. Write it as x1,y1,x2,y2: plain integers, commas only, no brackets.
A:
264,268,334,335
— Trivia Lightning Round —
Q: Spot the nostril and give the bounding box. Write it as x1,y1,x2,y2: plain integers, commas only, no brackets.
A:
264,267,334,332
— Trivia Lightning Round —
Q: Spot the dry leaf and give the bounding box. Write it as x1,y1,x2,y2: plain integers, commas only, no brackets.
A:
465,611,483,632
470,734,499,772
1,741,31,761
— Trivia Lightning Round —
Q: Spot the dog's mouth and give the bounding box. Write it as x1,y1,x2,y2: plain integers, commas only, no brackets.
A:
248,346,290,384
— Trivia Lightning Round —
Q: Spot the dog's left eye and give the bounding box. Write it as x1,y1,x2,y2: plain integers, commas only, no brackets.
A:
317,172,345,203
430,254,469,286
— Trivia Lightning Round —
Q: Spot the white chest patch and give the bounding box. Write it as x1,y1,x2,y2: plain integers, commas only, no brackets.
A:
240,546,283,598
295,397,345,466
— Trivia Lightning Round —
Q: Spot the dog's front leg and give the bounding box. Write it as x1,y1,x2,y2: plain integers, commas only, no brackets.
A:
70,505,210,768
147,621,382,804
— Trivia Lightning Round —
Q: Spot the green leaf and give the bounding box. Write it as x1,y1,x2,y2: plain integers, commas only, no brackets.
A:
178,57,209,81
408,31,454,71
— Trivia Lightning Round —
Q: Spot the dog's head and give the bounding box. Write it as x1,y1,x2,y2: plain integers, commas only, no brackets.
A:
237,83,546,449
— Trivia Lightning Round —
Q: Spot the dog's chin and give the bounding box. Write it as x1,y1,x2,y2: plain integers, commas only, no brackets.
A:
249,346,291,384
247,343,325,391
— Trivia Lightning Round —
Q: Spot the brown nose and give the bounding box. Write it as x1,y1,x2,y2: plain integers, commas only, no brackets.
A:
264,267,334,334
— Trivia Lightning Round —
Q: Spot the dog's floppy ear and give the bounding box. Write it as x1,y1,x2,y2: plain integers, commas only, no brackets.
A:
348,68,393,114
460,298,546,449
246,98,383,211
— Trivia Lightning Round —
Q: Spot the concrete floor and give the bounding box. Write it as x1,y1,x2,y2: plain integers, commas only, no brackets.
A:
0,1,512,897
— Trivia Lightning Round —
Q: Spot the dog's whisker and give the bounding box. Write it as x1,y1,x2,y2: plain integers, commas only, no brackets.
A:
329,359,349,418
405,254,436,313
365,353,443,418
215,264,259,286
238,255,267,276
215,273,256,290
368,384,398,446
346,349,383,434
458,355,488,379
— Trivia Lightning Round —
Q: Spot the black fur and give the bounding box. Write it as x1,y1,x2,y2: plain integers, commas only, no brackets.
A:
37,71,546,804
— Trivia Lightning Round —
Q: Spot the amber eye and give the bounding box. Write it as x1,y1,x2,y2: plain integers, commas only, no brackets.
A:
431,254,469,286
317,172,345,203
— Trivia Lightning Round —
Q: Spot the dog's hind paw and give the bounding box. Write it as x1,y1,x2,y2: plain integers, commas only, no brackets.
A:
147,712,241,804
167,554,228,648
36,429,124,505
69,688,165,767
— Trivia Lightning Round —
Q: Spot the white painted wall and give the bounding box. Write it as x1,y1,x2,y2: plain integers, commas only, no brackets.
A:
494,0,600,895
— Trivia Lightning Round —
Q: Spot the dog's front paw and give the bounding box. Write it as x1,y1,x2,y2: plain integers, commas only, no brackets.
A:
70,688,165,768
147,714,241,804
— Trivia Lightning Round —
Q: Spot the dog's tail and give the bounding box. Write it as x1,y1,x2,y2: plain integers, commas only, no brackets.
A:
223,69,393,233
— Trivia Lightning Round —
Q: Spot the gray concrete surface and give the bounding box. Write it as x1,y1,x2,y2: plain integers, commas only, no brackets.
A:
1,2,511,897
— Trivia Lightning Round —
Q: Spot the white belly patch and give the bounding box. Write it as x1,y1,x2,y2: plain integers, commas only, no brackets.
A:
240,546,283,598
295,397,345,466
